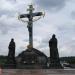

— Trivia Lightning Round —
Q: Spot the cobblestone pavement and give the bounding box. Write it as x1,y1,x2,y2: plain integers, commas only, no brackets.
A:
1,69,75,75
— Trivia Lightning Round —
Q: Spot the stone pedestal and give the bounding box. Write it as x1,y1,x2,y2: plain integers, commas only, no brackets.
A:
16,48,48,69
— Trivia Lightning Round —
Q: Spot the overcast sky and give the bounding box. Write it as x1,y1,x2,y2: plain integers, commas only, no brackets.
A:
0,0,75,57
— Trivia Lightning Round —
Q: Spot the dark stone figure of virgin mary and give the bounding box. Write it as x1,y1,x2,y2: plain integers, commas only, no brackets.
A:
49,34,63,69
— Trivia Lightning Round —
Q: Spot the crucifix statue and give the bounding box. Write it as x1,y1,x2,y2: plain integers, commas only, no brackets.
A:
18,5,45,48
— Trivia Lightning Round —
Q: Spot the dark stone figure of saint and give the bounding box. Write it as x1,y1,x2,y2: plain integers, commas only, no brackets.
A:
49,34,62,69
7,38,16,68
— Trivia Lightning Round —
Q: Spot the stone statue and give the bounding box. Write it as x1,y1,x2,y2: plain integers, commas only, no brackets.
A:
8,38,16,67
19,5,43,48
49,34,62,68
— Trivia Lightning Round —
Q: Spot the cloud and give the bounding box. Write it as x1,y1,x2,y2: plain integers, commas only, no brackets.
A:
60,40,75,57
0,15,21,34
71,11,75,19
34,0,67,11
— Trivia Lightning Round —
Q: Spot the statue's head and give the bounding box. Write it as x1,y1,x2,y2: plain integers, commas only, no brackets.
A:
11,38,14,42
52,34,56,38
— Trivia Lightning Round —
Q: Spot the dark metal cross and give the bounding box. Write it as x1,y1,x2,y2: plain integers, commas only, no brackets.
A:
19,5,43,48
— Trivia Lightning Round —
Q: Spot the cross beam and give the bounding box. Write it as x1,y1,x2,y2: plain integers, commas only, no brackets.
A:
19,5,43,48
19,12,43,18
